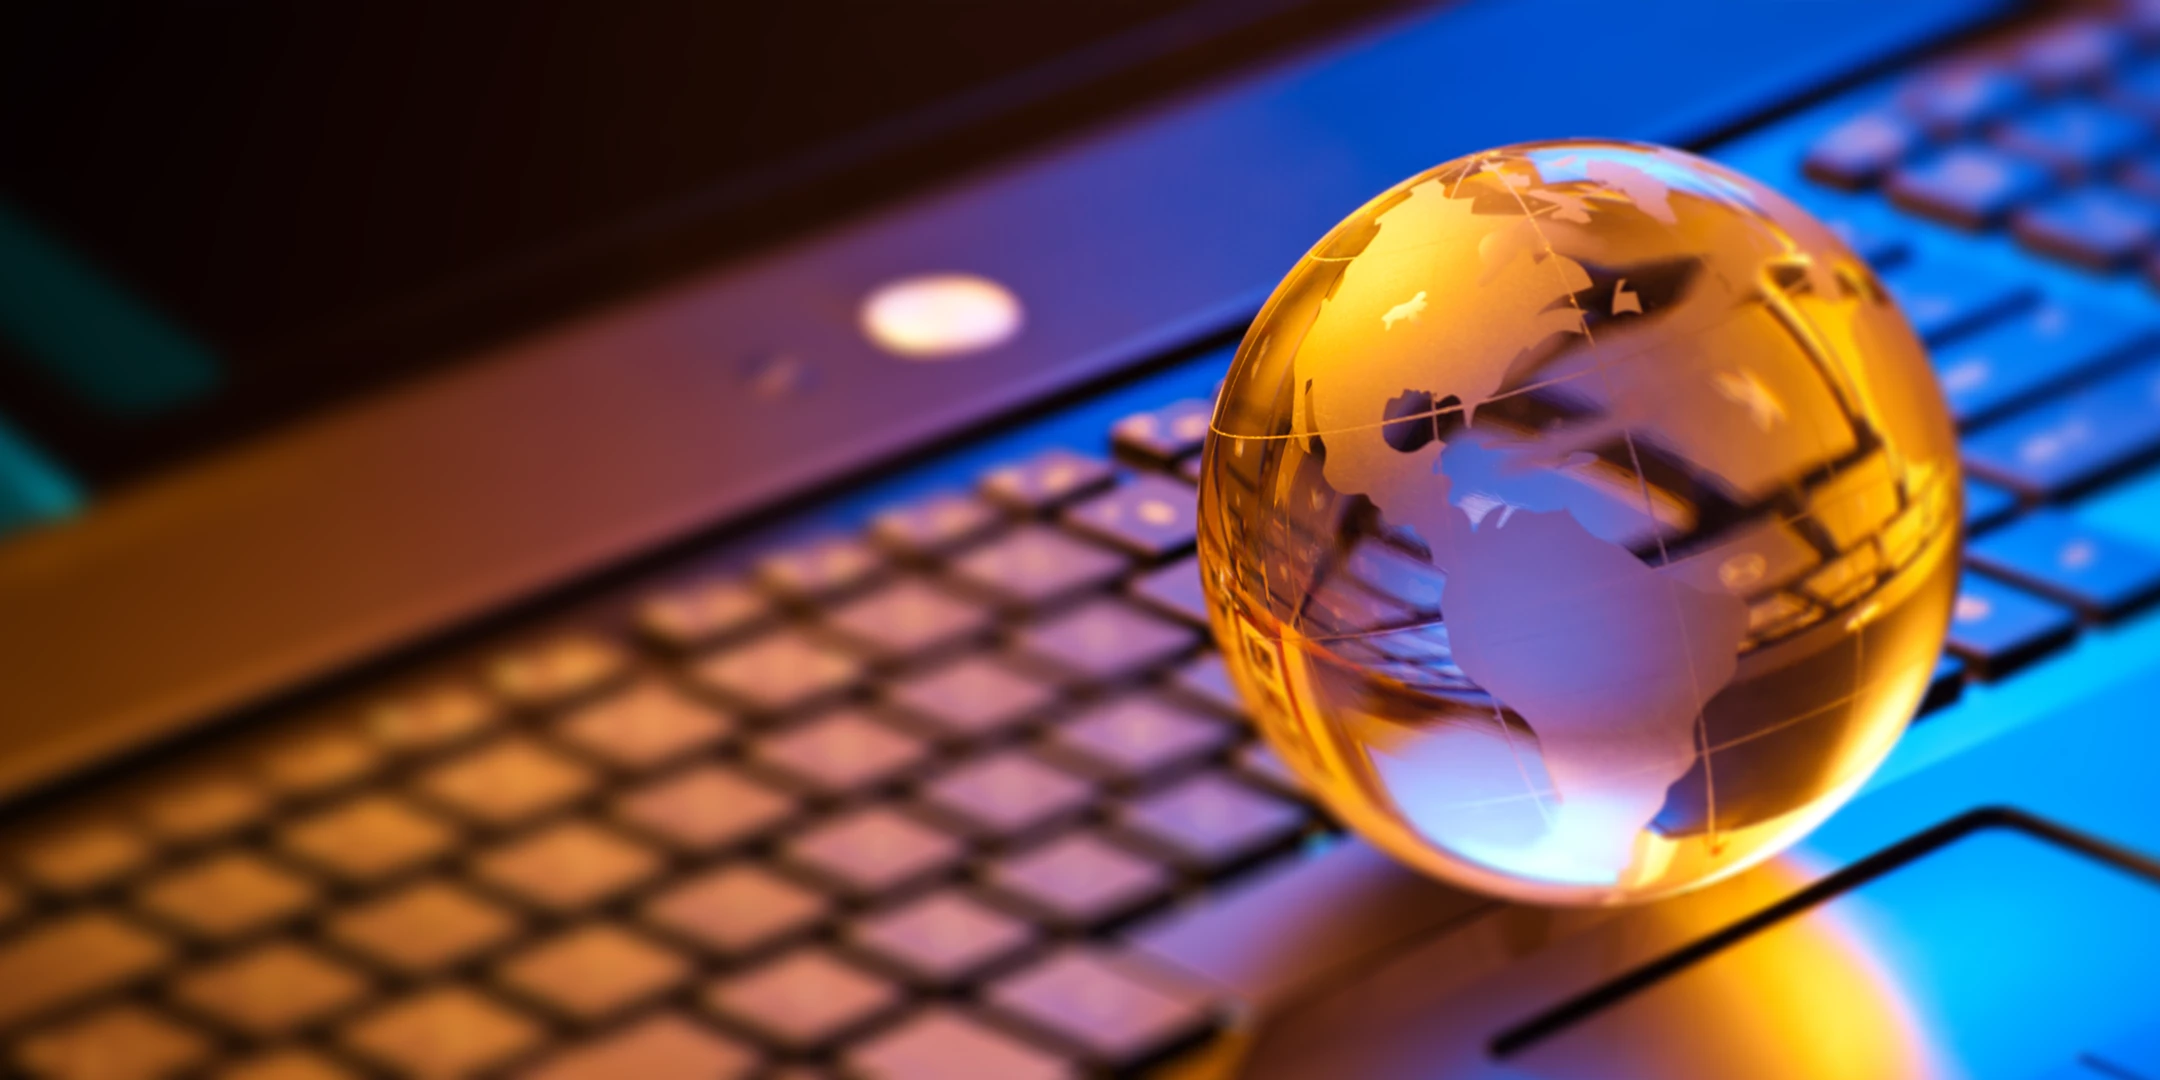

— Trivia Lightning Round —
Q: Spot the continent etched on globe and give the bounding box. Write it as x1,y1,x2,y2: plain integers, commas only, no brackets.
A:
1198,140,1961,905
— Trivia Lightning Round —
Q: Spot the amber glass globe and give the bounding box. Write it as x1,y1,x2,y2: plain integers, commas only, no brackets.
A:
1197,140,1960,905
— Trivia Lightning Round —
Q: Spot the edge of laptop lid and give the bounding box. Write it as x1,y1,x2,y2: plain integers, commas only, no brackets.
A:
0,0,2013,801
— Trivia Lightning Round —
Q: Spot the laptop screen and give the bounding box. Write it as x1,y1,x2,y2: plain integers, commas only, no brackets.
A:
0,0,1414,487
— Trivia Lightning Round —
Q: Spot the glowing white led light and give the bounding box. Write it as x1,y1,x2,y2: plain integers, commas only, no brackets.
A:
859,273,1023,359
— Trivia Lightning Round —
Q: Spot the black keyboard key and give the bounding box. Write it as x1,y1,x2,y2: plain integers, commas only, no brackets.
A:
1169,655,1244,716
986,948,1215,1069
1110,399,1213,463
690,628,865,715
984,832,1173,929
947,524,1129,610
917,748,1094,840
1129,555,1208,625
637,577,771,650
1992,101,2147,176
2012,187,2160,270
1930,297,2159,427
1897,64,2030,135
2021,17,2129,88
1044,695,1234,786
1803,112,1919,189
755,534,885,602
822,577,994,662
1062,474,1198,560
1014,599,1200,684
1968,510,2160,619
1920,653,1966,716
1882,258,2037,345
886,656,1059,741
1887,147,2053,229
1966,476,2020,533
846,890,1037,987
846,1007,1075,1080
1964,355,2160,498
781,807,964,899
750,709,929,796
870,491,1004,559
1116,772,1306,873
981,448,1116,513
1944,573,2078,678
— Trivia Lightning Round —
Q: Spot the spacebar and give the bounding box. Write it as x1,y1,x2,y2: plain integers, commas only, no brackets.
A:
1125,838,1489,1012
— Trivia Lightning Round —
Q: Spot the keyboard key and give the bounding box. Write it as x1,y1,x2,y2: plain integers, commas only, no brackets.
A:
845,1007,1075,1080
343,987,543,1080
847,890,1036,986
132,768,271,846
1881,257,2037,344
327,881,522,975
985,948,1214,1069
1945,573,2079,678
1111,399,1214,463
1966,476,2020,532
885,656,1059,741
420,737,598,828
1887,146,2053,229
1968,510,2160,619
644,865,829,958
363,684,500,756
690,628,864,715
473,820,663,912
489,634,630,710
1823,213,1914,268
637,577,771,650
1014,599,1200,683
1929,297,2159,426
983,832,1173,930
1129,555,1209,625
1964,355,2160,498
252,721,383,798
918,749,1094,840
704,948,902,1051
136,851,318,941
946,524,1129,610
1233,742,1304,794
980,448,1116,513
781,806,963,898
1045,695,1234,785
1897,64,2030,135
1920,653,1967,716
17,1003,210,1080
526,1013,758,1080
2016,18,2130,89
1117,772,1307,872
1062,474,1199,560
12,815,152,894
0,912,171,1027
870,491,1003,559
172,940,370,1036
823,578,995,662
1170,655,1245,716
1802,112,1919,189
2012,188,2160,270
280,794,459,882
555,680,734,772
750,709,929,796
218,1049,357,1080
756,534,885,602
498,924,690,1022
614,764,796,851
1992,101,2147,176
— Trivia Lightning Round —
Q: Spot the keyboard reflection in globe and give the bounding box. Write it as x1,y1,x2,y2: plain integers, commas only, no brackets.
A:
1197,139,1960,906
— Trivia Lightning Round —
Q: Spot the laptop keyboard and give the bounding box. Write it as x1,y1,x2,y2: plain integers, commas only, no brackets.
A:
11,6,2160,1080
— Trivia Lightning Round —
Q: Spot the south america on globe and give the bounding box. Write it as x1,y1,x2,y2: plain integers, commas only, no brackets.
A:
1196,140,1960,905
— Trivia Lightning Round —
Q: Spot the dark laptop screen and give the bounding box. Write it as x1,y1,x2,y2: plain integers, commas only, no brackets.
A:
0,0,1414,486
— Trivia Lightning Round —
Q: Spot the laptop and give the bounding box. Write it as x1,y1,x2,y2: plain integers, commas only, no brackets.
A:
3,0,2159,1076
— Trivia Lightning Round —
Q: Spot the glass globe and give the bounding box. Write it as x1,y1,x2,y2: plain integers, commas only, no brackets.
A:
1197,139,1960,906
